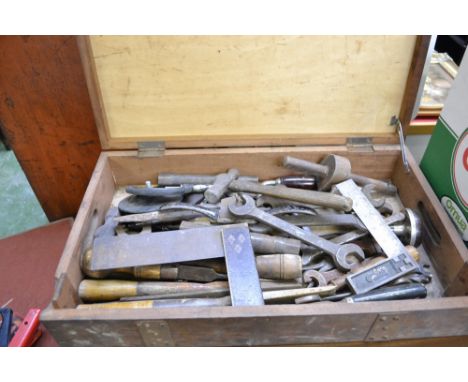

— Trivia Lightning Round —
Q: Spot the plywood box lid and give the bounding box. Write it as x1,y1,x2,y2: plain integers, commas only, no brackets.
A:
79,36,427,150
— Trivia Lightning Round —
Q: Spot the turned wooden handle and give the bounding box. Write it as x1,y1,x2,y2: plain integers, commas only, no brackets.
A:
255,254,302,280
229,179,353,211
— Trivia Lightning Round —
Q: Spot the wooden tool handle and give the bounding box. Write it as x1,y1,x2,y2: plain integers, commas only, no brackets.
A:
229,179,353,211
78,280,230,302
283,156,328,177
255,254,302,280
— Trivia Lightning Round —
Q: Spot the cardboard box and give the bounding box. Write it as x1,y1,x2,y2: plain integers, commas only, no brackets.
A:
421,55,468,243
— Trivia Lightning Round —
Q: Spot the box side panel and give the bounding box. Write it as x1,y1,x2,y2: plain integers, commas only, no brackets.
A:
108,146,400,186
392,148,468,295
50,153,115,308
42,297,468,346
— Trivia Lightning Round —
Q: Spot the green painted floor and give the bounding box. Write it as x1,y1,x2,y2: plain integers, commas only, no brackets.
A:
0,142,48,239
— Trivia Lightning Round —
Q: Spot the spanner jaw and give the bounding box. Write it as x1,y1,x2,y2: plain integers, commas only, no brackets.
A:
334,243,366,272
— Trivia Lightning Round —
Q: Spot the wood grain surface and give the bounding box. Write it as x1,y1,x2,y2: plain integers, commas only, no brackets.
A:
83,36,416,149
0,36,101,220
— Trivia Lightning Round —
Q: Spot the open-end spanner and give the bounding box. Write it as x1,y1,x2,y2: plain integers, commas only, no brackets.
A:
301,212,405,267
228,194,365,271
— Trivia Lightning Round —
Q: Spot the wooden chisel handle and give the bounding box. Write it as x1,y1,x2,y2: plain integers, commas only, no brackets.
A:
78,280,231,302
78,279,304,303
77,286,336,309
229,179,352,211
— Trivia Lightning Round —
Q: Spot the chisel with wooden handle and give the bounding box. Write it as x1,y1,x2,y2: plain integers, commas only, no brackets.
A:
82,249,301,281
78,279,304,302
77,285,336,308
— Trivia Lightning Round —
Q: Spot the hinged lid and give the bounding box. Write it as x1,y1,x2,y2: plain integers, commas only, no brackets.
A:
137,141,165,157
78,36,429,150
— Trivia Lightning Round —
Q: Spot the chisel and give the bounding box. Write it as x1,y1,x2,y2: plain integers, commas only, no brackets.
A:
77,285,336,308
78,279,304,302
83,249,301,281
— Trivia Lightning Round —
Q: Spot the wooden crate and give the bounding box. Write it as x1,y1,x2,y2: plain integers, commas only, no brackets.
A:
41,36,468,346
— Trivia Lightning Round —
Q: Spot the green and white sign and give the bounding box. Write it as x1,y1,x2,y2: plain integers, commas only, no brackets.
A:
421,54,468,243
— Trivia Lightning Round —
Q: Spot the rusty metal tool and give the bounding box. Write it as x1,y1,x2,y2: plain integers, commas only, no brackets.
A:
79,279,303,303
78,297,233,309
301,212,406,270
331,246,420,290
283,155,397,194
262,176,317,190
228,194,365,271
126,184,207,199
302,269,327,287
79,286,339,309
158,173,258,186
119,184,208,214
282,212,367,231
229,179,353,211
117,280,303,302
256,195,319,209
79,280,231,302
114,209,203,225
90,223,265,306
159,196,247,224
176,265,227,282
90,223,247,271
178,221,302,255
204,168,239,204
346,253,419,294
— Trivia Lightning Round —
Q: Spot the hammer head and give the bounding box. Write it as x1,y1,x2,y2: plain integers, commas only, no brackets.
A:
318,154,351,191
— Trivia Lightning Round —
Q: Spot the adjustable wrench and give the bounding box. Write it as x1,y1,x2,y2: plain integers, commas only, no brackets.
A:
228,194,365,271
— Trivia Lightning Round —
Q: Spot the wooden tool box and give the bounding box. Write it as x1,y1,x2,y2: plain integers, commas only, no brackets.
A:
41,36,468,346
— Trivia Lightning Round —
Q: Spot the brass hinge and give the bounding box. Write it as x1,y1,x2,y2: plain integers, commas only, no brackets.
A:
137,141,166,158
346,137,374,152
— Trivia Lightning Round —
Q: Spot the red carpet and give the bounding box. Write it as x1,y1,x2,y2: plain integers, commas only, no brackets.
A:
0,218,73,346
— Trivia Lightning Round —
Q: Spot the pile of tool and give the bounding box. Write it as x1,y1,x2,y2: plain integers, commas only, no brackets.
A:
77,154,431,309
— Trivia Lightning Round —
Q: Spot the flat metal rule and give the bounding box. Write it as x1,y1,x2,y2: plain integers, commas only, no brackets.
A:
335,179,419,294
335,179,411,259
91,223,245,271
222,226,264,306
